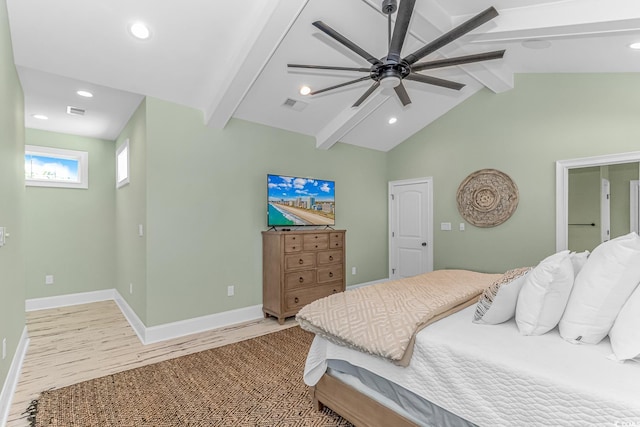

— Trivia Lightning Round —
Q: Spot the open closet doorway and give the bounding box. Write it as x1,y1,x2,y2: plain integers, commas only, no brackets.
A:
388,177,433,280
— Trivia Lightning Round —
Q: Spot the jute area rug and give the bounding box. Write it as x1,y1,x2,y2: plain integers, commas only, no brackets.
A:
29,327,352,426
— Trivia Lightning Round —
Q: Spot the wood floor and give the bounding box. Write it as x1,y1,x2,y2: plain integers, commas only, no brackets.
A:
6,301,296,427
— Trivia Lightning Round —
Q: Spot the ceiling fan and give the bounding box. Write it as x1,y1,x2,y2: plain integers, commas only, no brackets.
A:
288,0,505,107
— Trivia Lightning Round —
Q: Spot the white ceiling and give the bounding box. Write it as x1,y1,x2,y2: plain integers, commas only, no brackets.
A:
7,0,640,150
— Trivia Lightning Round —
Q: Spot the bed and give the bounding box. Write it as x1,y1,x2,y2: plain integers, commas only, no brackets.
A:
296,238,640,427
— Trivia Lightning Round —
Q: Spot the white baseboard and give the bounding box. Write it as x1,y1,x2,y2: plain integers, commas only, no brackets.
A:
25,289,115,312
112,290,147,344
26,289,264,346
23,279,387,348
0,327,30,427
347,278,389,290
143,304,264,345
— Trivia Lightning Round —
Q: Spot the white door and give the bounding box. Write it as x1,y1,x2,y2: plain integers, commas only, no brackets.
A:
601,178,610,243
389,178,433,279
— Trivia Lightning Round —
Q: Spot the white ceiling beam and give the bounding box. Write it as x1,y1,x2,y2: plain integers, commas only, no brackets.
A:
204,0,310,129
473,0,640,42
315,92,389,150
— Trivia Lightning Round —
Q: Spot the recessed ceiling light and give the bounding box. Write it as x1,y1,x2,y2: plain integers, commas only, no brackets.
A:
630,42,640,50
130,22,150,40
300,86,311,96
32,114,48,120
388,117,398,125
522,39,551,49
77,90,93,98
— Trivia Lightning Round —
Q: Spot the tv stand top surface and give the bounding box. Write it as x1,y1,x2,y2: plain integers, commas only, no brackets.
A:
263,228,344,234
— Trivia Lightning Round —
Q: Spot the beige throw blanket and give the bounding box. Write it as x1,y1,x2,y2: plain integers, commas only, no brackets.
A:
297,269,501,366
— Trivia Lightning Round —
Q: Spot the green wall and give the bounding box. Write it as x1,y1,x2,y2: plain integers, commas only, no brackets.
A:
24,129,116,298
387,74,640,273
143,98,388,326
115,100,148,323
0,0,25,397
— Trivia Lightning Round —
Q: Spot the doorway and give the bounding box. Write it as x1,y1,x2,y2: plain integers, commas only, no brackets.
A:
388,177,433,279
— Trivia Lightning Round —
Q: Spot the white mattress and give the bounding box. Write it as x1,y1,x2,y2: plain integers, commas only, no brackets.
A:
304,305,640,427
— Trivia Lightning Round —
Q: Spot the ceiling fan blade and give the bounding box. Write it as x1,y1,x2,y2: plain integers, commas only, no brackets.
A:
405,73,465,90
394,81,412,106
387,0,416,62
287,64,371,72
353,82,380,107
411,50,506,71
411,50,505,72
403,7,499,65
313,21,382,66
310,76,371,96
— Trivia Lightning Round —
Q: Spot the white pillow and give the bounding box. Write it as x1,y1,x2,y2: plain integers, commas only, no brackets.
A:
516,250,574,336
609,284,640,361
569,250,589,276
560,232,640,344
473,267,532,325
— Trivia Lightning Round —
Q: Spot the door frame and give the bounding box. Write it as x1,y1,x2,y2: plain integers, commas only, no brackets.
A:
556,151,640,251
388,177,434,279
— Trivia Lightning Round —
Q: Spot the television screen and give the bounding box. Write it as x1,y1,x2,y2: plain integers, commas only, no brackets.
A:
267,174,335,227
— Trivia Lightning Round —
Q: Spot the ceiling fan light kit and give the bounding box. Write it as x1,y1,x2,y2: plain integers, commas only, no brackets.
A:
288,0,505,108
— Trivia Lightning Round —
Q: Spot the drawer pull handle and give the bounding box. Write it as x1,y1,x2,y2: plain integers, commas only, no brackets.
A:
315,245,318,248
329,255,333,261
333,289,337,293
292,246,296,250
299,259,304,265
299,277,304,283
294,297,299,304
315,236,318,239
329,272,333,278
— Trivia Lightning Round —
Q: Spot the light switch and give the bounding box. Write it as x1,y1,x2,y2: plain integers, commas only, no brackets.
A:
0,227,5,247
138,224,144,237
459,223,465,231
440,222,452,231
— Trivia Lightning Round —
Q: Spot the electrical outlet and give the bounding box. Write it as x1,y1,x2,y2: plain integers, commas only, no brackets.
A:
45,275,54,285
227,285,235,297
129,283,133,294
352,267,357,275
2,338,6,360
0,227,5,247
459,223,465,231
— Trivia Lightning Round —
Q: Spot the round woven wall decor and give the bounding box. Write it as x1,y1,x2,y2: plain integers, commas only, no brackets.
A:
456,169,519,228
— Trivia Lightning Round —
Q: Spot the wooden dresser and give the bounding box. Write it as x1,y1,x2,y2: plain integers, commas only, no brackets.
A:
262,229,346,324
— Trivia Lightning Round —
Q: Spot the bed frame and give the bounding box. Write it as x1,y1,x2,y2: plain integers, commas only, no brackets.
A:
311,373,419,427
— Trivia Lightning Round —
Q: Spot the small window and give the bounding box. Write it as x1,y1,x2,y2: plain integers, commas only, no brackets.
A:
25,145,88,189
116,139,130,188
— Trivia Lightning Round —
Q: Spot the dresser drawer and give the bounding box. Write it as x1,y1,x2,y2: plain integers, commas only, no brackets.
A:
285,284,342,311
284,270,316,290
329,232,343,249
284,252,316,270
303,233,329,251
317,265,343,283
317,249,342,265
284,235,302,253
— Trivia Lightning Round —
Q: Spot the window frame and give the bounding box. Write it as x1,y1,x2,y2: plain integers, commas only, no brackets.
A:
25,145,89,189
116,139,130,189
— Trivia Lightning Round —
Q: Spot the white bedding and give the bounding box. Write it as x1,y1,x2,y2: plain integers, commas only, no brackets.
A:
304,305,640,427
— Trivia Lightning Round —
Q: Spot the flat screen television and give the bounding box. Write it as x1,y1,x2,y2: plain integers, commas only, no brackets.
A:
267,174,335,227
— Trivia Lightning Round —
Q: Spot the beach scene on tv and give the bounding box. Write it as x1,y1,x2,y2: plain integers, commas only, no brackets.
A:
268,175,335,226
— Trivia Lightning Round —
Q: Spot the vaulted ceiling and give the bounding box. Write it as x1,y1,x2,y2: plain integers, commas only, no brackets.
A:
7,0,640,151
